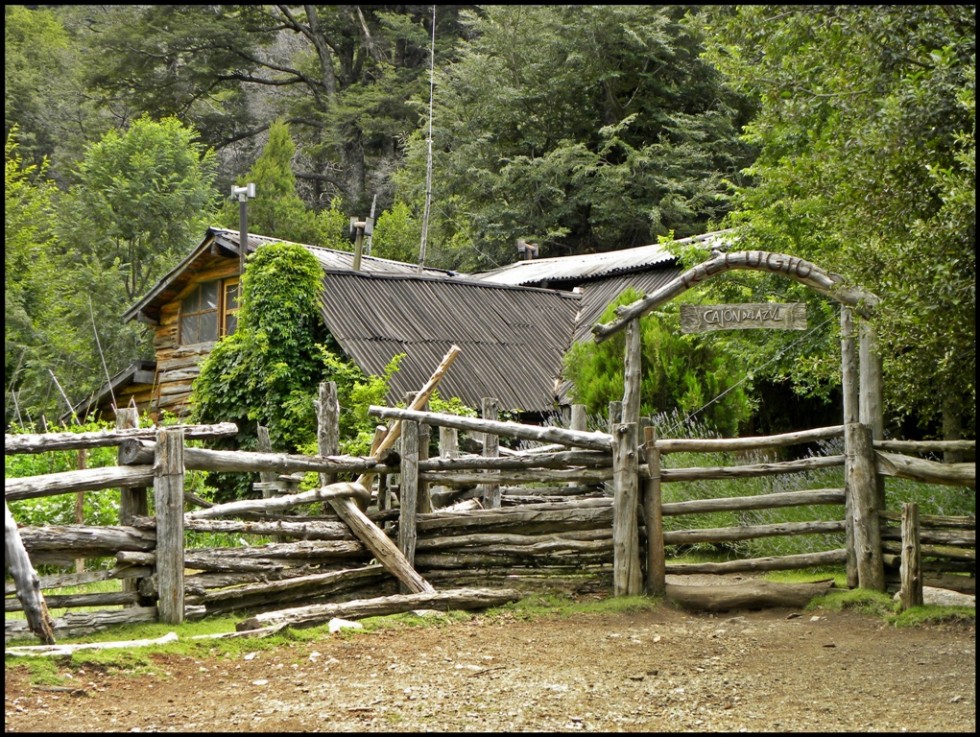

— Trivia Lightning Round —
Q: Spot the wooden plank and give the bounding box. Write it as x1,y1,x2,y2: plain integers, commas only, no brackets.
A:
875,451,975,487
369,405,613,451
680,303,806,333
653,425,844,453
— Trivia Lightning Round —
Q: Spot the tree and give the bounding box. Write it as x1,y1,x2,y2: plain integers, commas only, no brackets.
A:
44,116,219,421
563,289,755,437
80,5,467,215
4,6,110,187
218,120,318,244
4,130,77,426
697,5,976,438
394,5,756,270
64,115,218,303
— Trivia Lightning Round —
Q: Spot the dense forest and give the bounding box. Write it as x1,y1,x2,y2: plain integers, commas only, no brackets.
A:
5,5,975,443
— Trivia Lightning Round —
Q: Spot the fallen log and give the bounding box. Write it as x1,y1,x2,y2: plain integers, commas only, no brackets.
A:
665,579,835,612
236,587,522,631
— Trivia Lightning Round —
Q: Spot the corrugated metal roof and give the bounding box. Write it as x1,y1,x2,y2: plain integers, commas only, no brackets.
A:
318,271,580,412
211,229,456,278
467,230,731,286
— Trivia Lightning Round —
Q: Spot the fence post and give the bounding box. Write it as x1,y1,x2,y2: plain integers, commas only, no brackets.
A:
899,502,923,610
568,404,587,490
622,319,642,426
846,421,885,591
643,425,666,596
612,421,642,596
840,306,859,588
117,407,147,604
481,397,500,508
154,427,185,624
317,382,340,487
418,420,432,514
256,425,276,499
398,419,420,592
859,319,886,509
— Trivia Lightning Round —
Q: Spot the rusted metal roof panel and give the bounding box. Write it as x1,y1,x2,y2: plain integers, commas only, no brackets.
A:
318,271,580,412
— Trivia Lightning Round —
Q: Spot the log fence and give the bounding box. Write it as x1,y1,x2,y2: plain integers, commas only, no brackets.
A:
5,399,975,642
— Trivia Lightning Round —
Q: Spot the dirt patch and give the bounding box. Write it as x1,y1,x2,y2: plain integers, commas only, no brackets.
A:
5,587,974,733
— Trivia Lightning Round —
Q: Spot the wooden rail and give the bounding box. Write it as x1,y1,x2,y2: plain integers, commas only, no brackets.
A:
5,409,974,643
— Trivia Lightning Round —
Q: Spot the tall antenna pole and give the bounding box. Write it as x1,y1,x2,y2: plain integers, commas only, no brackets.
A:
231,183,256,274
417,5,436,273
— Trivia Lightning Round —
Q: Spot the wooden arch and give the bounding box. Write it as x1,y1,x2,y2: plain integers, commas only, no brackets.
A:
590,249,886,594
591,250,879,343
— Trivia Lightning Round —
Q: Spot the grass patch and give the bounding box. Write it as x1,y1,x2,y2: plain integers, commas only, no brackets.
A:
358,609,472,632
888,605,976,628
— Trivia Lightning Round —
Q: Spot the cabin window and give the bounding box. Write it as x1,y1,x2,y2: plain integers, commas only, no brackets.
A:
179,278,240,345
222,278,240,337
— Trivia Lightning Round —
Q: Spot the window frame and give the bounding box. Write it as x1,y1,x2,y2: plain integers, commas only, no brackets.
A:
178,277,241,346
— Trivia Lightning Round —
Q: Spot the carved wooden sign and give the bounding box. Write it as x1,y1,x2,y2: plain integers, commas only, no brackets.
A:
680,303,807,333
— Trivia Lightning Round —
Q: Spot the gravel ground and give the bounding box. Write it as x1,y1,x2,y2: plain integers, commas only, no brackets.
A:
4,586,975,733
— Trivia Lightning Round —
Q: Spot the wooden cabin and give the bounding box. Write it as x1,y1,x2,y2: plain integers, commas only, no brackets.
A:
69,227,705,423
69,228,581,422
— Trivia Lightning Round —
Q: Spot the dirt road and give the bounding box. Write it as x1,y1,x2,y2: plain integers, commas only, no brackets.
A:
5,599,975,732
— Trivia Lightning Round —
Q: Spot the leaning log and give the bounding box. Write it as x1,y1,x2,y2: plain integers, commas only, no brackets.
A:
4,502,55,644
665,579,835,612
236,587,522,631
